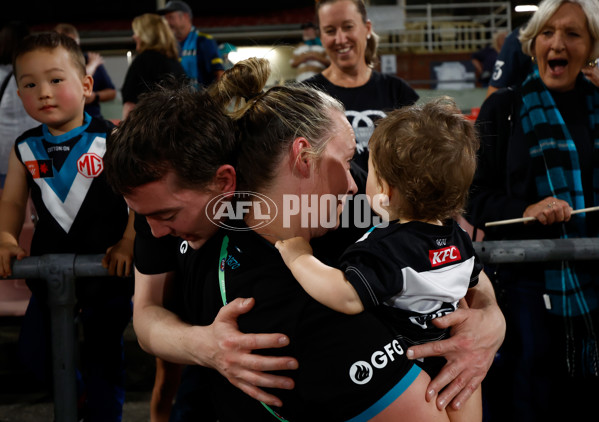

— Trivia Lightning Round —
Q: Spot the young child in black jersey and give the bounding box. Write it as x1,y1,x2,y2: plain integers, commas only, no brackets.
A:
276,97,483,422
0,32,134,421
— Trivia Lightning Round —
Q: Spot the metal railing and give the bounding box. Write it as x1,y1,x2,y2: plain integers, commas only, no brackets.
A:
473,238,599,264
376,2,512,53
3,254,108,422
4,236,599,421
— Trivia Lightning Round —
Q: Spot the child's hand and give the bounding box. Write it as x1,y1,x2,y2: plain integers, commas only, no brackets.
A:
102,238,134,277
274,237,313,267
0,243,27,278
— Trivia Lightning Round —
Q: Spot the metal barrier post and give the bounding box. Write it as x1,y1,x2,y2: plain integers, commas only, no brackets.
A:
43,254,78,422
8,253,108,422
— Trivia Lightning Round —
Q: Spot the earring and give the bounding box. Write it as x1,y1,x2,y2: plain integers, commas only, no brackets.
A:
531,56,536,63
367,34,371,40
587,59,597,68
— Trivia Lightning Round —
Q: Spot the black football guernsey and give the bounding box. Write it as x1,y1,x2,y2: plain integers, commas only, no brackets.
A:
340,220,482,347
14,114,132,299
175,224,422,422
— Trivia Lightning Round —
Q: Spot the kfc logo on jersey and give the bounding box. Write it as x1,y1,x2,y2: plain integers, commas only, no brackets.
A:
429,246,461,267
77,153,103,178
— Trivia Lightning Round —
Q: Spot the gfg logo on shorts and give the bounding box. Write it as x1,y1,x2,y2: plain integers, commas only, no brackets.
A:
349,340,404,385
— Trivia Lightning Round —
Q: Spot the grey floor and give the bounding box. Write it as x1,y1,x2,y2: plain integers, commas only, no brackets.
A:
0,392,152,422
0,318,155,422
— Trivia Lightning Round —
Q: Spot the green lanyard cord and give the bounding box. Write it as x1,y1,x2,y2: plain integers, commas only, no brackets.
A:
218,235,290,422
218,235,229,307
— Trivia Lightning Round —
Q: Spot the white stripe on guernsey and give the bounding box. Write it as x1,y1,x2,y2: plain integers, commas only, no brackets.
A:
18,136,106,233
387,257,475,314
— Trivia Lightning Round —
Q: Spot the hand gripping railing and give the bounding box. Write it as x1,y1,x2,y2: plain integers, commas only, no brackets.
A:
4,238,599,421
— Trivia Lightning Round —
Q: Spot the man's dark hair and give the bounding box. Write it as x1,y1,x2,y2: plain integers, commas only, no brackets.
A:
105,81,237,196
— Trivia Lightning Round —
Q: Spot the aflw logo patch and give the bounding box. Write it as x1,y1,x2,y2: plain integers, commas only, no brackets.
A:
25,160,53,179
429,246,461,267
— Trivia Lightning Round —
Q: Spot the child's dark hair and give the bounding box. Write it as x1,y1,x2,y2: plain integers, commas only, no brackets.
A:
13,31,86,78
369,97,479,221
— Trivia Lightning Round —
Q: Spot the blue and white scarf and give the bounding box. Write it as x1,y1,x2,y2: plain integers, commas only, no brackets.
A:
521,67,599,376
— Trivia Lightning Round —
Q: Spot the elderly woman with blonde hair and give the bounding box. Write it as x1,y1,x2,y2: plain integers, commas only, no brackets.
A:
468,0,599,420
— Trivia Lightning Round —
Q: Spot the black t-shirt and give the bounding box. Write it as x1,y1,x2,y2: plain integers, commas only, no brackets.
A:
488,27,533,90
175,225,421,422
121,50,187,104
133,213,180,275
304,71,419,172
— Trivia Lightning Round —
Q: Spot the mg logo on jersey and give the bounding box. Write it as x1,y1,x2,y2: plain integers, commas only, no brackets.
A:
77,153,103,178
429,245,461,267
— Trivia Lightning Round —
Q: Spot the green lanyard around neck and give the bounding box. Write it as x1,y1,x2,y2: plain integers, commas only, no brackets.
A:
218,235,290,422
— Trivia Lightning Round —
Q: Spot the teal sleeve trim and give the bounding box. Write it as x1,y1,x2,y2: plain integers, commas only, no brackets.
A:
345,364,422,422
